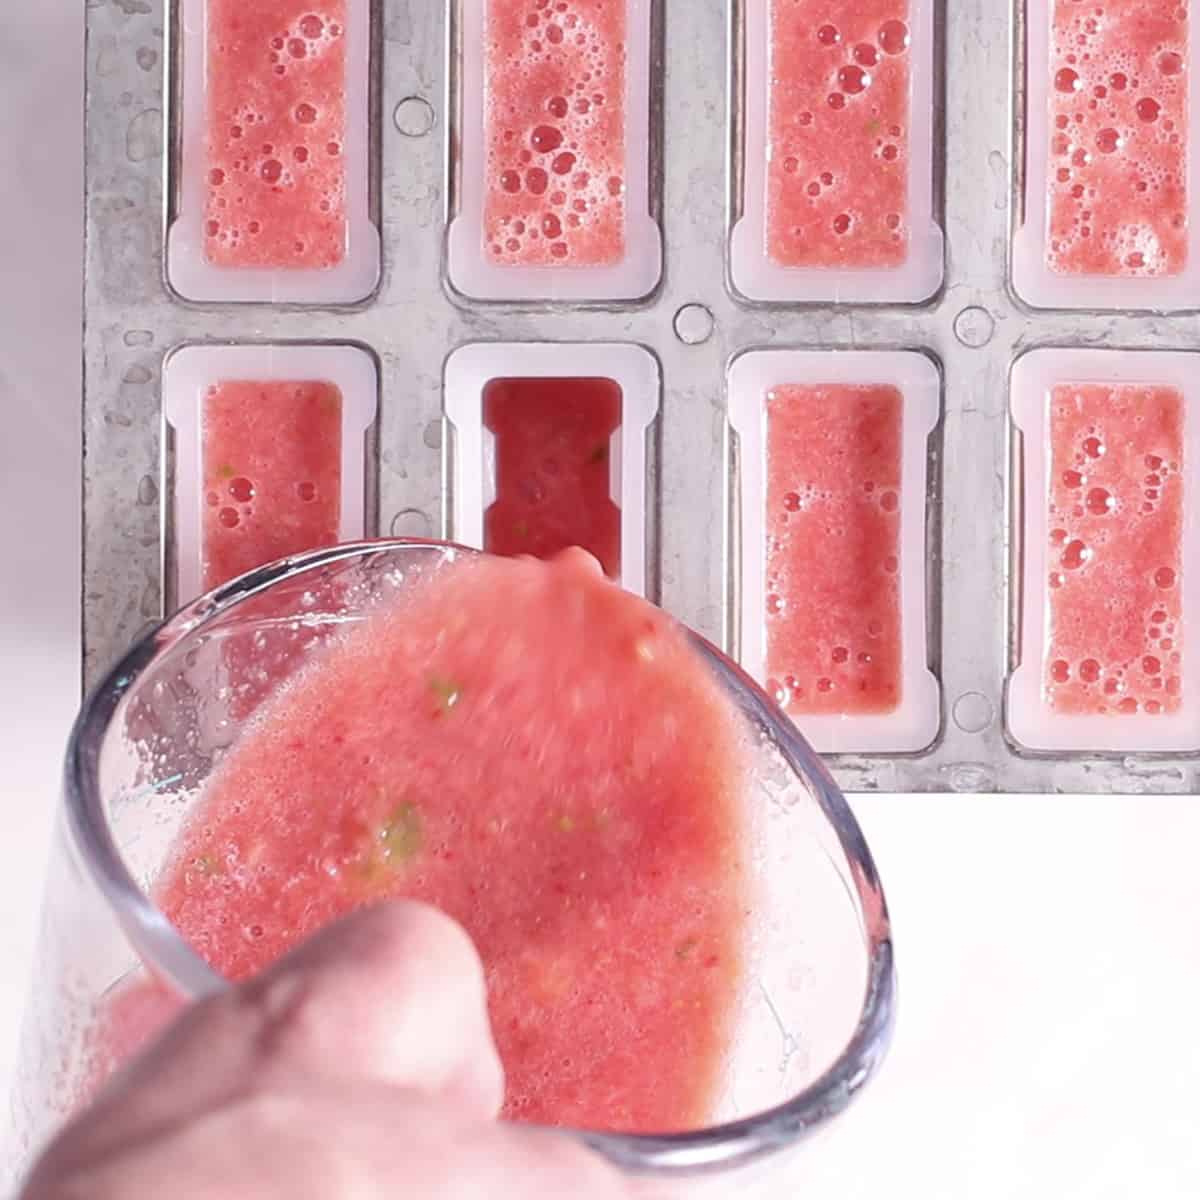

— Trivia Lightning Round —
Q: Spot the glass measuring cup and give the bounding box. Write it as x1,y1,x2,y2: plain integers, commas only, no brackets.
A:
8,540,895,1192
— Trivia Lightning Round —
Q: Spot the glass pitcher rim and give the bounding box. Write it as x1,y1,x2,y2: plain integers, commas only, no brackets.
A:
64,538,897,1178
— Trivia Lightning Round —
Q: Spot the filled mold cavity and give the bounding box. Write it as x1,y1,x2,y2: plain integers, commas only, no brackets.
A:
729,349,941,754
167,0,379,303
164,343,378,606
447,0,661,301
484,376,624,577
731,0,943,303
1013,0,1199,310
1009,349,1200,752
444,343,659,594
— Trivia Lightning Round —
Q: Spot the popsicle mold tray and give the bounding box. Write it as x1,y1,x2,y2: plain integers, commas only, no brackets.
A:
83,0,1200,794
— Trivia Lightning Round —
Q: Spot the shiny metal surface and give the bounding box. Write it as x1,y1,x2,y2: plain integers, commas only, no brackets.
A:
82,1,1200,791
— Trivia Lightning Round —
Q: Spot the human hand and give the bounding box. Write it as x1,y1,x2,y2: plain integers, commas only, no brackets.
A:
21,902,635,1199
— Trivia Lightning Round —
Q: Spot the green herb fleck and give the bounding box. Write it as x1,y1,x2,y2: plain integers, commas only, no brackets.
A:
514,519,530,539
675,937,698,961
428,675,463,715
556,814,576,833
215,463,236,480
379,802,423,865
865,118,882,136
193,855,224,878
588,442,609,465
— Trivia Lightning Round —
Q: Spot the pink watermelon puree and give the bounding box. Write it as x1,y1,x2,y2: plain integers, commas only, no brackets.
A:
202,380,343,590
1044,383,1184,715
765,384,904,715
87,553,752,1133
484,0,627,266
205,1,348,269
768,2,912,269
1046,1,1188,277
484,377,622,577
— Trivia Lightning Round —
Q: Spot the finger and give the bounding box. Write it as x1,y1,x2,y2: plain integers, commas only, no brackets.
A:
236,900,504,1108
28,1086,639,1200
453,1119,644,1200
55,902,503,1162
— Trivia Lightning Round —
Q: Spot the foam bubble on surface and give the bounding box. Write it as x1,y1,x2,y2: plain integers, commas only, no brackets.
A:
483,0,627,266
202,380,344,588
1044,382,1185,715
204,2,348,269
767,2,913,268
1045,1,1189,278
764,383,904,716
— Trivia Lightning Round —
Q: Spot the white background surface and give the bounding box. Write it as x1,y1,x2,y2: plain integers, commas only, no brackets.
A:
2,4,1200,1196
0,0,84,1152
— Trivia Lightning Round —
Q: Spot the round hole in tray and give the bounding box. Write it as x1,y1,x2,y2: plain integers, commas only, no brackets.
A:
394,96,436,138
390,507,434,538
952,691,995,734
673,303,715,346
953,306,995,349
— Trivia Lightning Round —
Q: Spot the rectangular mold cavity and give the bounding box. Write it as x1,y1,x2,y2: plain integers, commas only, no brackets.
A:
1009,348,1200,753
1012,1,1198,310
446,0,662,302
730,0,943,304
444,342,659,595
729,349,941,754
167,0,380,303
163,343,378,606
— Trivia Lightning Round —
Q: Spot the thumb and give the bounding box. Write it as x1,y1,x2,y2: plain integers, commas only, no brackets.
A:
68,902,504,1158
234,900,504,1107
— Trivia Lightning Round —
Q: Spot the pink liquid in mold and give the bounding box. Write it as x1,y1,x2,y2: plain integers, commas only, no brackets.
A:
765,384,904,715
484,0,627,266
205,1,348,269
1045,383,1184,715
484,377,622,577
1046,1,1188,278
202,380,343,590
86,553,751,1133
767,3,912,269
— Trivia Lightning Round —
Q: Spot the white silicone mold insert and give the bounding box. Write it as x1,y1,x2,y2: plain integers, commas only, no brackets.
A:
729,349,941,754
167,0,379,304
163,343,377,605
444,342,659,596
446,0,661,302
1009,349,1200,752
1012,1,1200,310
730,0,943,304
